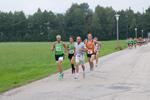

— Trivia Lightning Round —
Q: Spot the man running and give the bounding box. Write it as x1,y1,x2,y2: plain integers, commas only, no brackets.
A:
51,35,67,80
93,37,101,67
74,36,86,79
67,36,75,74
85,33,95,71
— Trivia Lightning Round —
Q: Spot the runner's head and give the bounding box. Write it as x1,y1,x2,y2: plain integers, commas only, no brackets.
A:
56,35,61,42
69,36,74,43
87,33,93,41
77,36,82,43
94,37,98,42
84,39,88,44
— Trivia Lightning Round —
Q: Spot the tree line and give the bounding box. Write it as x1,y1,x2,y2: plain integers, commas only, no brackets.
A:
0,3,150,42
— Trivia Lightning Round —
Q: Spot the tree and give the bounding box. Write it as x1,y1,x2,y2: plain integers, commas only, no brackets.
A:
91,6,116,40
0,3,150,41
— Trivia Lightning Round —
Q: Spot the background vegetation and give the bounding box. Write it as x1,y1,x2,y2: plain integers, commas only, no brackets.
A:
0,3,150,42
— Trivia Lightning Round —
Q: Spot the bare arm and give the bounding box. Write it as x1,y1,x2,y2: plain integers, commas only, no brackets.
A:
80,48,87,52
63,43,67,53
80,44,87,52
74,48,76,56
51,43,55,51
66,44,69,52
82,48,87,52
96,41,101,48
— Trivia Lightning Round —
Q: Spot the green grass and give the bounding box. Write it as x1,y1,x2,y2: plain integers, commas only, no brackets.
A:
100,40,127,56
0,40,127,93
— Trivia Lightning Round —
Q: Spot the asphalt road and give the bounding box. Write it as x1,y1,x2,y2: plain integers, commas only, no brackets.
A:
1,44,150,100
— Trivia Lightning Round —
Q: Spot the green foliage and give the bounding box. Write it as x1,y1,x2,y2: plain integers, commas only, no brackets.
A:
0,3,150,42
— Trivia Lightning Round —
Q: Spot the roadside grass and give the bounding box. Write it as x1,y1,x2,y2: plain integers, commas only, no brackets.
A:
0,40,127,93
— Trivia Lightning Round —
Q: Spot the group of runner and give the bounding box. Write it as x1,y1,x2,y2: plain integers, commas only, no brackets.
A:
51,33,101,80
127,37,148,49
127,38,137,49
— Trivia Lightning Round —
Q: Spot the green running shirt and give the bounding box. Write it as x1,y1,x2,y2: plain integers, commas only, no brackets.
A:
68,43,75,54
55,42,64,55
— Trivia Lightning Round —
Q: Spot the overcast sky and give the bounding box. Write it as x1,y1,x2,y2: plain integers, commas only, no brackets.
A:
0,0,149,14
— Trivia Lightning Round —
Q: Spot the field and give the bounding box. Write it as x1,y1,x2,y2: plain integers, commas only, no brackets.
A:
0,40,127,93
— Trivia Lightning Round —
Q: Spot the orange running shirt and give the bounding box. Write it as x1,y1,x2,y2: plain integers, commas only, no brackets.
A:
86,40,95,54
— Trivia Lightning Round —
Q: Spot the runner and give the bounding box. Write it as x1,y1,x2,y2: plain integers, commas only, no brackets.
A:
131,38,134,48
133,38,137,48
93,37,101,67
85,33,95,71
127,38,133,49
127,38,130,49
74,36,86,79
51,35,67,80
67,36,75,74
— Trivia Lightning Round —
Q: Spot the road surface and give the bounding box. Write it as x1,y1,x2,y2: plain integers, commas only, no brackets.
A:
1,44,150,100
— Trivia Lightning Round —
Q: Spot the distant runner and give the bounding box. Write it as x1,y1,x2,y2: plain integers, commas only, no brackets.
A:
133,38,137,48
85,33,95,71
93,37,101,67
127,38,133,49
51,35,67,80
67,36,75,74
74,36,86,79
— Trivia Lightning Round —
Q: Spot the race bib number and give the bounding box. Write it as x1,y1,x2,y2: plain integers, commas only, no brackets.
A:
56,47,62,51
69,50,74,54
87,50,93,54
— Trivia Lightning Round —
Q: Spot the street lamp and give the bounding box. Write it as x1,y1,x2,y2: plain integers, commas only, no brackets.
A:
141,29,144,38
148,33,150,41
115,14,120,41
135,28,137,38
115,14,120,47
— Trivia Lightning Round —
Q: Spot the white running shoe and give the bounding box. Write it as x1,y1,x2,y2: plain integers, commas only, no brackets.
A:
74,73,79,79
95,64,98,67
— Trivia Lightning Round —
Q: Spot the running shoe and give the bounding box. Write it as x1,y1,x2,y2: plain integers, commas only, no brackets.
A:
58,73,63,80
95,64,98,67
61,72,64,79
74,73,79,79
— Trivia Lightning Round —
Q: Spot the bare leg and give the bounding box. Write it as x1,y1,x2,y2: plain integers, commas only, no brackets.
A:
88,58,92,71
90,61,94,71
71,56,75,74
96,52,99,67
89,55,95,71
82,65,85,78
82,65,85,72
57,61,63,73
74,64,79,79
76,64,79,73
57,61,64,80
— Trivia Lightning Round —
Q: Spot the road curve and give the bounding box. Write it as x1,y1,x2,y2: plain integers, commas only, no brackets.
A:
1,44,150,100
